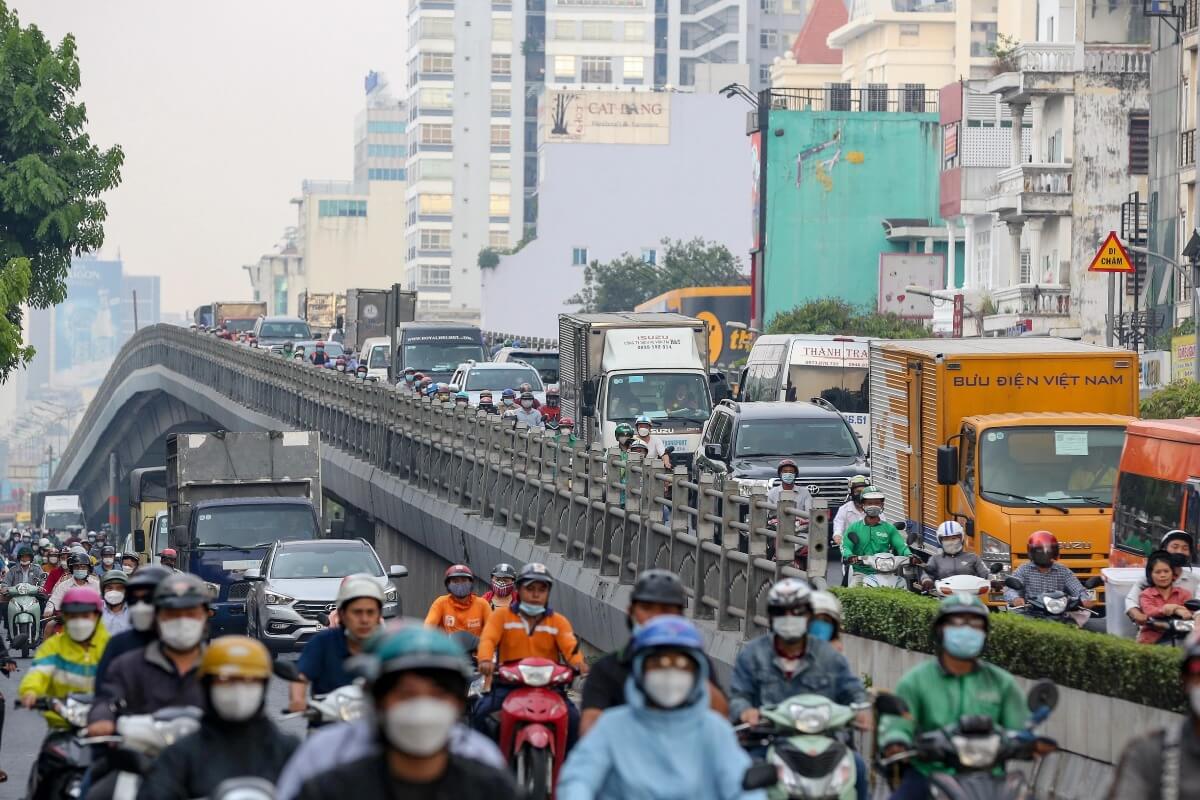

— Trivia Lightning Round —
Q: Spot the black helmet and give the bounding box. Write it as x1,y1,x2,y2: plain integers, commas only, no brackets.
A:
67,552,91,570
15,546,32,560
516,562,554,589
153,573,210,610
101,545,116,557
631,569,687,608
491,563,517,580
127,565,171,592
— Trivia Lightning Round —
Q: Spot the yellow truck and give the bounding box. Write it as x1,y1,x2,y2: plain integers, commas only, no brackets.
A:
125,467,167,563
869,338,1138,582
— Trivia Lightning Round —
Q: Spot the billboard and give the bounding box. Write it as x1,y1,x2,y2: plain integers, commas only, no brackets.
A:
877,253,941,319
545,90,670,145
52,257,123,385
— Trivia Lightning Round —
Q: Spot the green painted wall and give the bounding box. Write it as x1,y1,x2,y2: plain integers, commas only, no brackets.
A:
763,111,952,324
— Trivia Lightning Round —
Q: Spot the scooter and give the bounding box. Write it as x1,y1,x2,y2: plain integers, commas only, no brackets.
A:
5,581,45,657
737,694,867,800
492,657,576,800
1141,599,1200,646
82,705,203,800
1004,575,1104,627
273,659,368,728
18,693,94,800
858,553,915,590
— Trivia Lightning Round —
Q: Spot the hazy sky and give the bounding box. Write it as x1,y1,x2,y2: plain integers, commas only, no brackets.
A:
15,1,406,314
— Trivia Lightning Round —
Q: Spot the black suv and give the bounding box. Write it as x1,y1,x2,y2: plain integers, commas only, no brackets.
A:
692,399,868,506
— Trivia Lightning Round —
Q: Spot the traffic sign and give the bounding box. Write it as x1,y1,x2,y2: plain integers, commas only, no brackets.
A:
1088,231,1134,273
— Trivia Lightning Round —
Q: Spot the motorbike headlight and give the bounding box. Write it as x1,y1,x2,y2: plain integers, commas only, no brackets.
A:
981,533,1011,564
1042,595,1068,615
951,734,1001,769
60,698,91,729
334,693,366,721
263,588,294,606
788,702,832,734
874,555,895,572
518,663,555,687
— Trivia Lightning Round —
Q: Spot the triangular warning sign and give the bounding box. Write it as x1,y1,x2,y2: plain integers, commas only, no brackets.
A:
1088,231,1134,273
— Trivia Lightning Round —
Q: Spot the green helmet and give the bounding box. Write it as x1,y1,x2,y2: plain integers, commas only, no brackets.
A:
371,626,472,682
861,485,885,502
849,475,870,488
934,592,990,630
615,423,635,439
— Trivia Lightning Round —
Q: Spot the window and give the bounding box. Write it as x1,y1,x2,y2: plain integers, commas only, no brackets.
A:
973,228,991,288
420,229,451,250
554,20,576,39
582,20,613,40
581,56,613,83
489,230,509,248
491,54,511,75
367,120,405,134
421,124,453,145
970,21,997,57
961,426,977,500
1114,473,1187,557
490,194,511,215
491,125,511,147
624,56,644,81
420,17,453,39
572,246,588,265
367,168,406,181
759,65,771,84
1019,248,1031,283
1129,113,1150,175
420,52,454,73
419,265,451,286
493,17,512,40
980,426,1124,511
760,29,778,49
641,248,657,265
554,55,575,80
761,0,779,11
899,22,920,46
624,21,645,41
490,160,511,181
419,87,453,109
419,194,453,214
491,90,511,113
317,199,367,218
367,144,405,158
414,158,454,180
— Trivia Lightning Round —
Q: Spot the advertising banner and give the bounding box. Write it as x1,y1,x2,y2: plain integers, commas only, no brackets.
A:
1173,335,1195,382
545,90,670,145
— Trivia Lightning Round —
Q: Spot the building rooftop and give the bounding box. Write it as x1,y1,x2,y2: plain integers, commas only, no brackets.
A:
791,0,848,65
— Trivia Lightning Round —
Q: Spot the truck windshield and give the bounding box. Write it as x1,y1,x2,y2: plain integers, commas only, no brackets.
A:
403,340,486,373
467,367,542,391
269,544,383,579
45,511,84,531
979,426,1126,508
786,365,869,412
259,322,310,339
606,373,712,424
736,419,859,458
194,504,318,549
223,319,258,333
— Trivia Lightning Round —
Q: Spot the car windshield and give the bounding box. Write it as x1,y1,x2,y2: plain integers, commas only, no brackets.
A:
368,345,389,368
466,367,543,391
194,504,319,549
980,426,1125,507
403,340,486,372
605,373,712,425
269,545,383,579
259,322,310,339
786,365,869,412
735,418,860,458
514,353,559,383
223,319,258,334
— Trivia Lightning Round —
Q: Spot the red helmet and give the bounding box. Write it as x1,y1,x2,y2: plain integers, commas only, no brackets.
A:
444,564,474,585
158,548,178,559
559,416,575,428
62,587,103,615
1027,531,1059,566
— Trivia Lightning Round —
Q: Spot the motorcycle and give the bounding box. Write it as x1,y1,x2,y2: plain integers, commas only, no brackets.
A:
1004,575,1104,627
1141,599,1200,646
491,657,576,800
5,581,45,657
79,706,204,800
18,693,94,800
876,680,1059,800
450,632,485,706
737,694,868,800
857,553,915,590
273,659,368,728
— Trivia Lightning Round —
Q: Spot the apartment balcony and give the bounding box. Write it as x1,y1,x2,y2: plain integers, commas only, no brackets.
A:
985,43,1076,104
986,163,1072,220
767,86,939,114
1186,0,1199,49
982,284,1076,337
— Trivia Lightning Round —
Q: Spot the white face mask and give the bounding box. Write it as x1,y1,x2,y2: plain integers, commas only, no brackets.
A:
47,557,58,565
941,537,964,556
642,668,696,709
129,601,156,632
383,697,459,756
66,617,97,642
637,426,651,438
772,615,809,642
104,590,125,607
103,558,114,567
123,565,134,574
159,617,206,650
210,682,265,722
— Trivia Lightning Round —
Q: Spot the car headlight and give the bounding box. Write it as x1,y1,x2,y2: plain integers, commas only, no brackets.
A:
1042,595,1068,615
788,702,832,734
384,586,398,602
263,588,294,606
951,734,1001,769
981,533,1011,563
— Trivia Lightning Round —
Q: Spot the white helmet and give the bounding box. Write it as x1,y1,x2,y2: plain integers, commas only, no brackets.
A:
336,573,385,610
936,520,965,555
766,577,812,615
810,590,842,625
39,538,50,548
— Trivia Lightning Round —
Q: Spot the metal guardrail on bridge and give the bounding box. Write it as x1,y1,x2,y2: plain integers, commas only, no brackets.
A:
58,325,824,641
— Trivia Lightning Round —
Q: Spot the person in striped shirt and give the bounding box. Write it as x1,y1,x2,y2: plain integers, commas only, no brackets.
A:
19,588,109,729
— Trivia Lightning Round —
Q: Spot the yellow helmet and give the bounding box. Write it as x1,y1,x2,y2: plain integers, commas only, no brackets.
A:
199,635,271,680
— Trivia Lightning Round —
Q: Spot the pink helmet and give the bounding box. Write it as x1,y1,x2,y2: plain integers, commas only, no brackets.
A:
61,587,103,615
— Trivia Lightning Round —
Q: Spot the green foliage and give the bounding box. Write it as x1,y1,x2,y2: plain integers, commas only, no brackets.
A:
766,298,930,338
1152,318,1194,351
832,588,1185,712
478,248,500,269
0,2,123,380
1141,380,1200,419
478,233,536,270
567,237,746,313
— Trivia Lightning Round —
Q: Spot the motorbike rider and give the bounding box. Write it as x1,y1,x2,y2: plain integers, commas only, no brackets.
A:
94,565,170,687
157,548,182,572
40,546,63,595
453,390,470,410
1127,530,1200,628
581,569,728,736
766,459,812,513
293,626,518,800
541,384,561,426
841,488,910,588
878,593,1029,800
424,564,492,635
1135,551,1194,645
476,389,496,415
397,366,417,390
310,340,329,366
499,388,518,413
473,562,588,741
289,574,383,714
729,577,869,800
832,476,872,547
136,636,300,800
97,545,117,578
45,552,100,619
1003,531,1088,610
919,520,990,591
99,570,130,636
119,552,139,574
560,615,762,800
809,589,844,652
482,563,516,610
20,587,108,728
513,390,545,428
3,545,45,633
634,414,670,468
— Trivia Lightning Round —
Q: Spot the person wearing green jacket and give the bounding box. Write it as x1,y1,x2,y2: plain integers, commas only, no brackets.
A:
840,487,910,587
877,593,1028,800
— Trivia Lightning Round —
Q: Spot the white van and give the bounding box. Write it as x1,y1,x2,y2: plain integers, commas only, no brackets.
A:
359,337,392,382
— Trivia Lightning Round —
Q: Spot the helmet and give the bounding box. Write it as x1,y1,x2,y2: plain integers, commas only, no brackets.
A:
61,587,103,615
861,486,885,502
372,626,472,682
315,340,325,348
455,391,469,401
491,563,517,580
127,565,171,592
336,574,385,610
479,390,493,399
766,577,812,616
559,416,575,428
809,590,842,625
39,538,49,548
630,615,704,657
1162,530,1195,553
444,564,475,588
15,546,31,560
44,545,58,557
933,591,990,630
936,521,965,541
101,545,116,557
615,423,635,439
849,475,870,492
501,388,516,399
101,570,128,587
629,441,649,454
519,391,534,401
67,552,91,570
777,459,799,477
1027,530,1059,566
158,548,178,559
516,562,554,588
546,384,559,397
199,636,271,680
153,573,211,609
631,569,687,608
635,415,651,427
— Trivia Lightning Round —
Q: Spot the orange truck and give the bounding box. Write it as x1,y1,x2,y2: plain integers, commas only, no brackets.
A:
1111,418,1200,567
870,338,1138,584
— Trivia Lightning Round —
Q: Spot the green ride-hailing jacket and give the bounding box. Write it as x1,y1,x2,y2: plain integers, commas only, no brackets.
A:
840,520,910,574
876,659,1029,776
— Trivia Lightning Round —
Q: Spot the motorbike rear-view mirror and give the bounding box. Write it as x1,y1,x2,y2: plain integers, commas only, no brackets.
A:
1004,576,1025,592
742,762,778,791
9,635,28,653
989,562,1005,574
906,530,919,546
272,660,300,682
1186,599,1200,613
1083,576,1104,590
344,654,379,683
316,612,331,628
1027,679,1059,714
894,521,907,531
450,631,480,656
874,693,910,717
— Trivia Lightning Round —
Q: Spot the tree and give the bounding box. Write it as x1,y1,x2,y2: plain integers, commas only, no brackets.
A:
567,237,746,313
766,298,930,338
1141,380,1200,419
0,2,123,380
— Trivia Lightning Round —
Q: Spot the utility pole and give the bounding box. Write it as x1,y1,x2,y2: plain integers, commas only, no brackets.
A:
1182,230,1200,382
132,289,139,331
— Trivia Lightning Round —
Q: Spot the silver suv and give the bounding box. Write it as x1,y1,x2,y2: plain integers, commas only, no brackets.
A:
243,538,407,652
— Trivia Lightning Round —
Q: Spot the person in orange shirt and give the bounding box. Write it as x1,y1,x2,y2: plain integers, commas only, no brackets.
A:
424,564,492,636
472,562,587,744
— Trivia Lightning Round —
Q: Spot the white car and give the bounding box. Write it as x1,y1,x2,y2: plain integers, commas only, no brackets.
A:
359,337,392,382
450,361,547,406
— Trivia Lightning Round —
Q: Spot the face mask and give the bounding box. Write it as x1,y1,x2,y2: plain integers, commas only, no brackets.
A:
447,582,472,599
521,602,546,617
491,581,512,597
66,617,97,642
19,560,30,568
809,619,836,642
130,601,156,632
637,426,650,437
104,590,125,607
405,375,414,382
383,697,458,756
103,558,114,567
941,625,986,659
521,400,533,409
210,682,265,722
159,617,206,651
772,615,809,642
47,557,58,565
1169,552,1191,569
941,537,963,556
863,506,883,519
642,668,696,709
336,365,346,372
781,473,796,485
73,569,89,581
456,400,468,408
503,398,514,406
123,564,134,574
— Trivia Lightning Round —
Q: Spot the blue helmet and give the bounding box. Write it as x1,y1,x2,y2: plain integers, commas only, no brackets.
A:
635,414,652,427
501,388,516,399
424,385,438,397
631,614,704,655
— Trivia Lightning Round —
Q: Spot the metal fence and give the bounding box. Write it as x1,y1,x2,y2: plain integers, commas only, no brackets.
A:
56,325,826,640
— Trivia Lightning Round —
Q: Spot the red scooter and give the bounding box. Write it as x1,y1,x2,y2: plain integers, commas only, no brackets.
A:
494,657,575,799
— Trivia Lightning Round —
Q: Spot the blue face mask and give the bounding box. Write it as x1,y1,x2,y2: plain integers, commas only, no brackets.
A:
941,625,986,659
521,603,546,616
405,375,414,383
808,619,835,642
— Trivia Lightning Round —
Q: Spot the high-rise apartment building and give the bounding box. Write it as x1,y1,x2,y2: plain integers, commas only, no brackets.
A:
666,0,811,90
